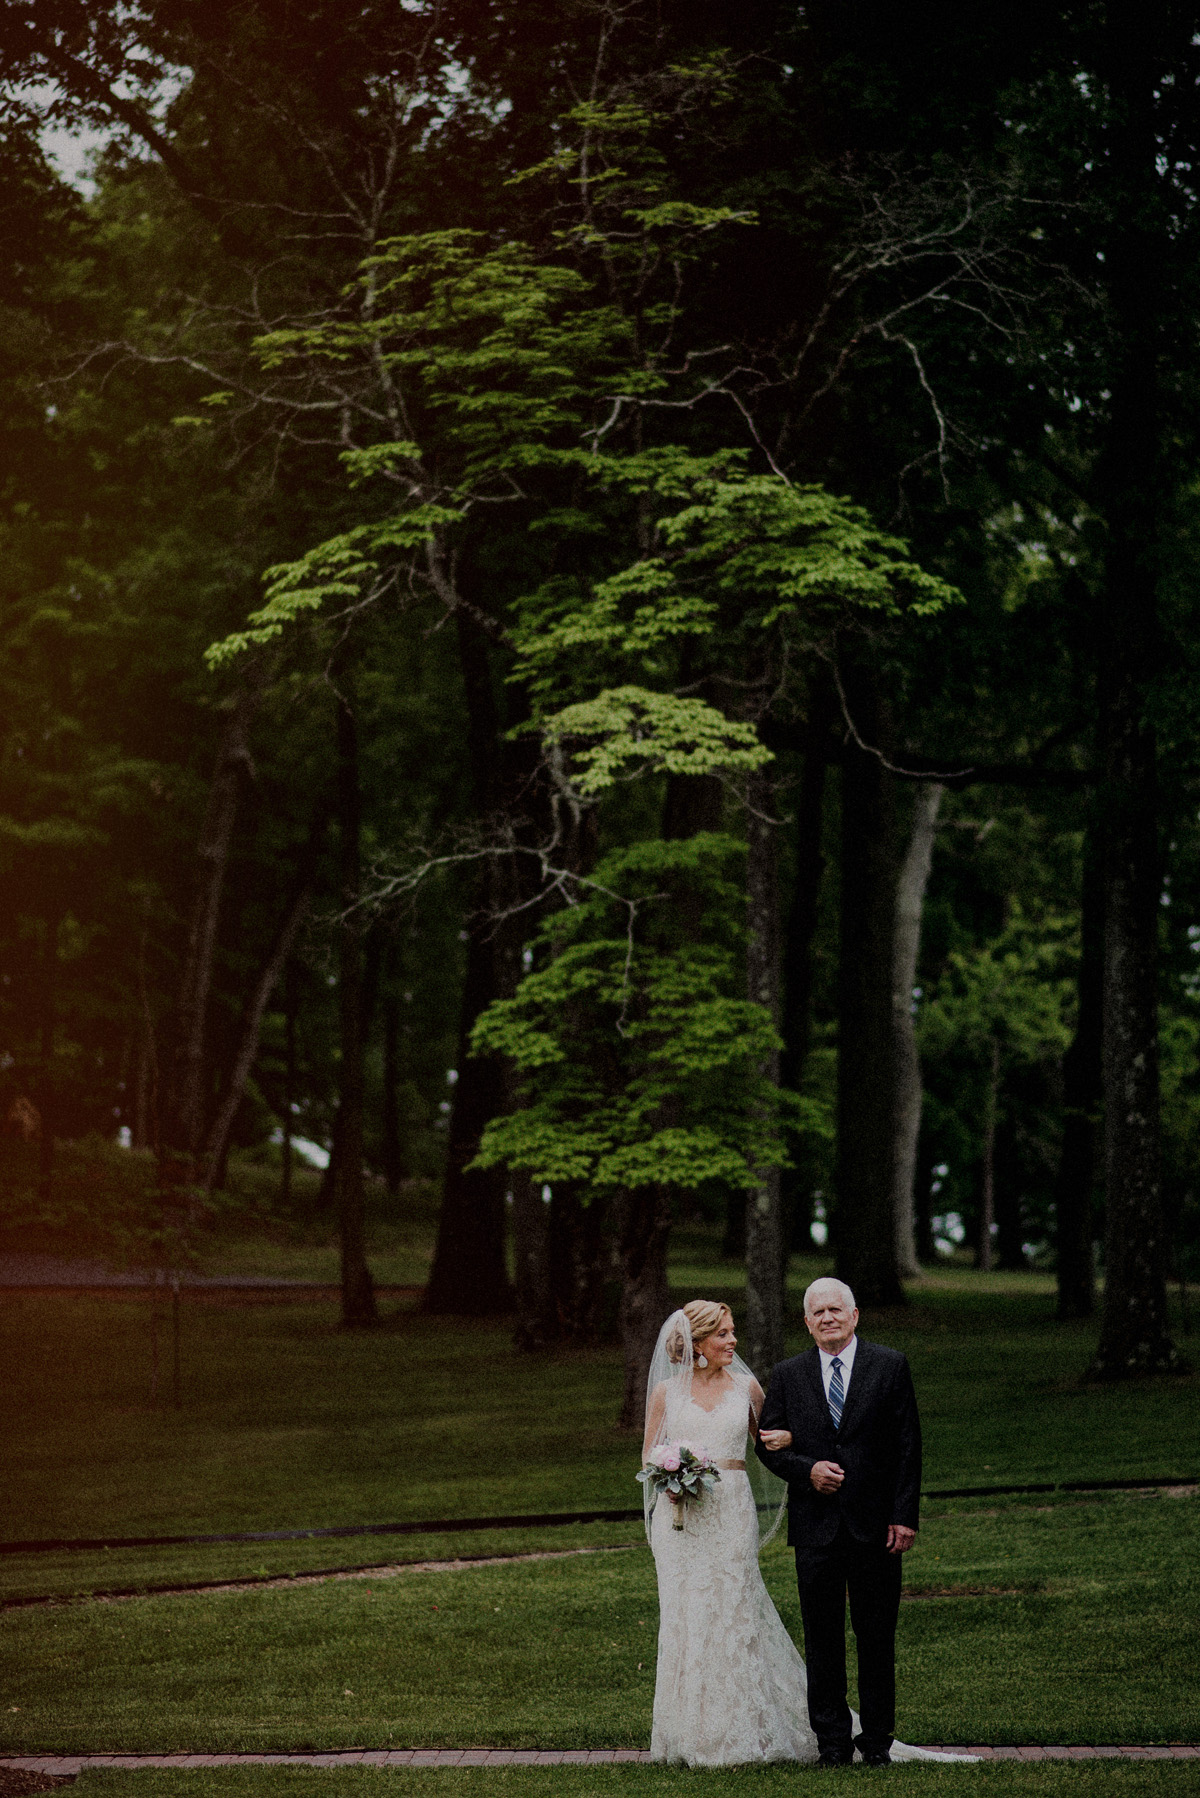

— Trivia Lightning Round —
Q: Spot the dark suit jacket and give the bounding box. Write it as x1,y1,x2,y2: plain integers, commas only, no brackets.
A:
753,1339,921,1547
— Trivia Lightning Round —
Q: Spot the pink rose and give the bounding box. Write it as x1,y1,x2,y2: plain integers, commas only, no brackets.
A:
659,1450,681,1472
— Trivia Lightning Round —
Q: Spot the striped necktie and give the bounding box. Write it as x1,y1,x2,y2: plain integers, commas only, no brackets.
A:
828,1356,845,1429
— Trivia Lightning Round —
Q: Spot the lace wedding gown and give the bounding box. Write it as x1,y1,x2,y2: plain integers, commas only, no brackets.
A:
648,1374,965,1767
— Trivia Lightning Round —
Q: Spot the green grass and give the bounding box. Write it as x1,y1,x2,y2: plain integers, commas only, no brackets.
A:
0,1298,639,1550
1,1491,1196,1755
1,1279,1194,1558
0,1525,644,1608
61,1769,1200,1798
1,1241,1197,1761
193,1172,441,1288
0,1141,440,1288
188,1230,432,1288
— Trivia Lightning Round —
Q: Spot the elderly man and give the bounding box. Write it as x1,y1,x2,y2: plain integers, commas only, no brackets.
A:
754,1277,921,1768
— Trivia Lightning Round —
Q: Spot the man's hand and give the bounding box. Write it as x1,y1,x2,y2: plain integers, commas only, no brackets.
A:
759,1429,792,1451
810,1460,845,1494
886,1524,916,1554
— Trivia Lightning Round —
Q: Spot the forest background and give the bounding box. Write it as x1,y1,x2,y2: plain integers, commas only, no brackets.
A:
1,0,1198,1422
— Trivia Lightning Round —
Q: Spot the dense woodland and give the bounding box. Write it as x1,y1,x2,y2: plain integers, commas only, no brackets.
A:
1,0,1198,1419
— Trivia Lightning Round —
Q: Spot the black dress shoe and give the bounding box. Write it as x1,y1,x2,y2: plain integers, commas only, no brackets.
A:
861,1752,892,1768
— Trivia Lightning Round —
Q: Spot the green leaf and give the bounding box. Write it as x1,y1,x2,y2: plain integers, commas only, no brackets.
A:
543,686,771,794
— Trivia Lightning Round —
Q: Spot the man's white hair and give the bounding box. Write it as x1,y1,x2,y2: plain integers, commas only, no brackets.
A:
803,1276,857,1316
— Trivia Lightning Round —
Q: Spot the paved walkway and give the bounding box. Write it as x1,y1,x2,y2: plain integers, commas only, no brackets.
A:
2,1748,1198,1771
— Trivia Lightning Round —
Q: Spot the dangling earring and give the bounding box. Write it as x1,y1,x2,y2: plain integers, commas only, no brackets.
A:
696,1353,708,1368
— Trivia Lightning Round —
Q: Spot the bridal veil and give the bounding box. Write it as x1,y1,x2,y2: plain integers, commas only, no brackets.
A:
643,1306,787,1550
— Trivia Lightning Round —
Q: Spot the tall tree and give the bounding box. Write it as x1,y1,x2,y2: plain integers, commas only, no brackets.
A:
834,657,903,1306
332,677,377,1326
744,770,786,1371
892,781,943,1278
1054,819,1102,1318
1086,0,1185,1377
471,834,785,1428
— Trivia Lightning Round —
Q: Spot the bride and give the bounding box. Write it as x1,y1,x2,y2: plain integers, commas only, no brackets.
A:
642,1299,968,1767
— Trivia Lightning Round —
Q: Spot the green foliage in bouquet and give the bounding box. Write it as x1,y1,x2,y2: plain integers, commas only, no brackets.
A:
637,1442,721,1529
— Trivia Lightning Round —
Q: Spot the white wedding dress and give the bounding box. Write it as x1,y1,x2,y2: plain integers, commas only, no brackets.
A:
648,1372,965,1767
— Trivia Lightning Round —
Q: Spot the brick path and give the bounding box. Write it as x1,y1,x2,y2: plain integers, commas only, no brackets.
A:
2,1748,1198,1771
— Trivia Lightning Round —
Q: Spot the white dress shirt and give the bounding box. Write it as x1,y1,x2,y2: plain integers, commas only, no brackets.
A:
817,1333,858,1406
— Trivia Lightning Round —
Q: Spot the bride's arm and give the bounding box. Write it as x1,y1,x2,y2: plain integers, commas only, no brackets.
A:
643,1382,668,1462
746,1375,765,1437
747,1374,791,1450
744,1380,791,1452
754,1373,814,1482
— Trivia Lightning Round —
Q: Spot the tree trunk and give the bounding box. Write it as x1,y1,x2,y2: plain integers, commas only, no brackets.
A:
744,769,785,1375
548,1186,611,1341
1055,820,1102,1318
510,798,601,1351
574,1191,611,1339
169,688,258,1169
36,910,61,1204
1092,705,1176,1369
661,770,724,841
423,608,517,1314
617,1185,673,1431
978,1036,1000,1273
280,958,298,1210
892,782,944,1278
664,769,733,1269
381,981,404,1197
511,1176,555,1350
994,1105,1026,1271
1088,0,1180,1377
914,1124,936,1264
779,671,836,1250
334,682,377,1328
133,1029,153,1154
201,866,316,1192
835,663,904,1307
721,1186,747,1261
422,903,512,1314
133,915,156,1152
361,924,385,1039
318,1109,342,1210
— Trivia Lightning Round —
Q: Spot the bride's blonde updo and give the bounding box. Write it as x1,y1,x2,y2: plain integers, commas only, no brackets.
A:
665,1300,732,1364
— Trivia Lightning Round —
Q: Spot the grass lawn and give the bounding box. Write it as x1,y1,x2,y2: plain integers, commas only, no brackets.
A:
58,1768,1200,1798
0,1147,443,1291
1,1233,1196,1762
0,1524,645,1609
0,1275,1194,1567
1,1490,1196,1754
192,1214,439,1290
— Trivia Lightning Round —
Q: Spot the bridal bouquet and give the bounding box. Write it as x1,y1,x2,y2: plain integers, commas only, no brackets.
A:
638,1441,721,1529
